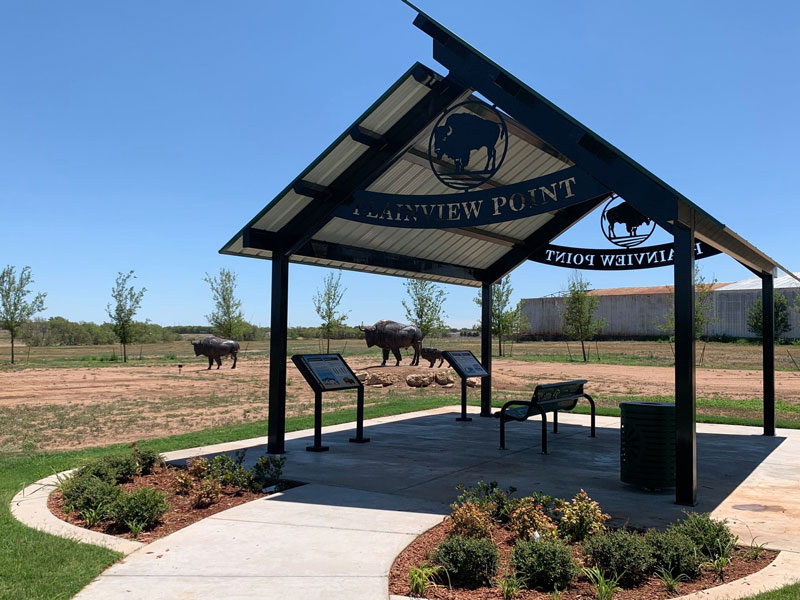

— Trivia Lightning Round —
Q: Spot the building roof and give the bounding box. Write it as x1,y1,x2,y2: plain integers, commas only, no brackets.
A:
718,272,800,291
587,283,730,297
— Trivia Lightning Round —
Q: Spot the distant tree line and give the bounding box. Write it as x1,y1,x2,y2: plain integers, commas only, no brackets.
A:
20,318,182,347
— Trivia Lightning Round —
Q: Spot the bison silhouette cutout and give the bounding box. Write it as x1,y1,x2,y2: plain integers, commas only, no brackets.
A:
428,101,508,190
601,198,655,248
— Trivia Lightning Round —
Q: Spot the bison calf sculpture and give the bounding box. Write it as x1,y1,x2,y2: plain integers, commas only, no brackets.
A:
421,347,444,368
360,320,423,367
192,336,239,370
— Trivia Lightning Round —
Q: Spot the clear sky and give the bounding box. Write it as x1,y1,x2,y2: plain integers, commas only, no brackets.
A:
2,1,798,329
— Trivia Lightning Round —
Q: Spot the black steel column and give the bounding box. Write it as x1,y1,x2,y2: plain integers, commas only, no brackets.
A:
267,254,289,454
674,225,697,506
762,272,775,436
480,282,493,417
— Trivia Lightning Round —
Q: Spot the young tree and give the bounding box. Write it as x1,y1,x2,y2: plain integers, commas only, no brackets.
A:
312,271,349,353
0,265,47,364
473,276,522,356
204,268,246,340
659,266,718,340
106,270,146,362
402,279,448,339
747,294,792,339
560,271,605,362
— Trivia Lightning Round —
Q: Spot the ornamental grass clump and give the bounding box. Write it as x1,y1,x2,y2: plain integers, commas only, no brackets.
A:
556,489,609,542
512,538,578,591
645,527,701,578
450,501,493,539
433,534,499,589
583,529,653,588
509,497,557,541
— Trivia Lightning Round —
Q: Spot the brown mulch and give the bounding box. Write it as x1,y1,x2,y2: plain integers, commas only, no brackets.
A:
48,464,300,544
389,520,778,599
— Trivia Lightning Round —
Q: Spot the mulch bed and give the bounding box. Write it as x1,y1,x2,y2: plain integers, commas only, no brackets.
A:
389,519,778,599
48,464,301,544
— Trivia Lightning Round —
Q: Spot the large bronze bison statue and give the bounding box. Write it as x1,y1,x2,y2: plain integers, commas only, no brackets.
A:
360,320,423,367
191,336,239,370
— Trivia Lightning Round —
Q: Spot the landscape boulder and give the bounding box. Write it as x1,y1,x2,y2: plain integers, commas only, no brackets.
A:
406,373,434,388
435,372,455,386
466,377,482,388
365,372,394,387
355,372,368,382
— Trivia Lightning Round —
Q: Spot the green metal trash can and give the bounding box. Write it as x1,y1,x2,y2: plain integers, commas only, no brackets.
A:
620,402,676,489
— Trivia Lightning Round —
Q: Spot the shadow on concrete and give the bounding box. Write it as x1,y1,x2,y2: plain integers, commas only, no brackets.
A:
171,410,787,529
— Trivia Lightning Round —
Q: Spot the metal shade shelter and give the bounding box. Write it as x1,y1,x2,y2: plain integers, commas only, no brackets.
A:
221,5,795,506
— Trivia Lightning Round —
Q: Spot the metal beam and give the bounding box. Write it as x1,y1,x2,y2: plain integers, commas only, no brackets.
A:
278,73,469,257
445,226,520,247
484,195,608,283
481,282,493,417
349,125,386,149
762,272,775,436
674,223,697,506
268,254,289,454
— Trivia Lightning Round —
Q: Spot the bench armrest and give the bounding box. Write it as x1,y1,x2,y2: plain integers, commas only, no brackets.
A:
494,399,533,418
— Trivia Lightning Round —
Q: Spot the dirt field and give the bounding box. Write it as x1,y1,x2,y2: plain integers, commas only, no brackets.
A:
2,353,799,453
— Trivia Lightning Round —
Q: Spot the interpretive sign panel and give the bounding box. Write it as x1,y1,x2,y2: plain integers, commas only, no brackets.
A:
442,350,488,379
292,354,361,392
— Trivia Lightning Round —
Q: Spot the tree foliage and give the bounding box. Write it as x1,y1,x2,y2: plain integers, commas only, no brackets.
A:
204,268,246,340
474,276,525,356
106,270,146,362
560,272,605,362
659,266,718,340
0,265,47,363
402,279,448,338
312,271,349,353
747,293,792,339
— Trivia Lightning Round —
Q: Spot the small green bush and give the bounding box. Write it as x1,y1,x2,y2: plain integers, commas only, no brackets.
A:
136,448,160,475
174,471,194,495
433,535,498,589
556,489,609,542
208,454,255,492
455,481,518,523
77,453,138,484
670,513,737,560
512,538,578,591
253,455,287,490
450,501,493,539
509,497,557,541
193,477,221,508
583,529,653,588
187,456,209,479
646,528,701,578
60,473,122,519
111,487,169,531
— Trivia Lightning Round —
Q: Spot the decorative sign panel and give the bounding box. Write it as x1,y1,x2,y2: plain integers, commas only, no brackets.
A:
529,241,722,271
442,350,489,379
292,354,361,392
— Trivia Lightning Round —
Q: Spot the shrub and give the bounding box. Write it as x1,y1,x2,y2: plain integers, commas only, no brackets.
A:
450,501,493,539
455,481,518,523
136,448,161,475
646,528,701,578
60,473,122,520
583,529,653,587
670,513,737,560
187,456,209,479
509,497,557,541
433,535,498,589
77,453,139,484
253,455,287,490
512,538,578,591
208,454,255,492
111,487,169,531
193,477,221,508
174,471,194,495
556,489,609,542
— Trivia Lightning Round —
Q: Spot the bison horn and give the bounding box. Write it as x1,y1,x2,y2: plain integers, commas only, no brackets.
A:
358,323,365,332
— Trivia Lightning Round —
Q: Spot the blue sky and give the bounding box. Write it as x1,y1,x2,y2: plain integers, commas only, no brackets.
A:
2,1,798,329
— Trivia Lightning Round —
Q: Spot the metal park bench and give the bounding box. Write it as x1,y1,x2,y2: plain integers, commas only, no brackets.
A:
496,379,596,453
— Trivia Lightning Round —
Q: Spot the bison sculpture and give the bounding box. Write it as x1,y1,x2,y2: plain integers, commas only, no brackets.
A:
360,320,423,367
421,347,444,368
603,201,652,238
432,112,504,173
191,336,239,370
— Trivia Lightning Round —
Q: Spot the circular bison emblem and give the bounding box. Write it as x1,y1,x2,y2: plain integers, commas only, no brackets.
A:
601,197,655,248
428,101,508,190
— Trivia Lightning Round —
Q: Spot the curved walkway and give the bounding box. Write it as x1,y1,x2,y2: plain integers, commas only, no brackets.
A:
11,406,800,599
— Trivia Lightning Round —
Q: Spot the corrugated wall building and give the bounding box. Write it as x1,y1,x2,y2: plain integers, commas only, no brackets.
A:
521,273,800,339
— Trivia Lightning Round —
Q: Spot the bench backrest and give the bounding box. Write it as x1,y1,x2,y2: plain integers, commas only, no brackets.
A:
528,379,587,415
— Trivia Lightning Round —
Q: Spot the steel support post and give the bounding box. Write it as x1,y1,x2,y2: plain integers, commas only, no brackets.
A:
350,386,370,443
480,282,493,417
456,376,472,422
267,254,289,454
762,272,775,436
674,225,697,506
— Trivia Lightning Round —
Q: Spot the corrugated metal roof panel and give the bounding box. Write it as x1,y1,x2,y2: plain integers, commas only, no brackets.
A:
252,191,312,232
718,272,800,291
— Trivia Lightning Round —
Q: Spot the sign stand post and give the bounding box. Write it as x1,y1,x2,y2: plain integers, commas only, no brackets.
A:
291,354,369,452
442,350,489,423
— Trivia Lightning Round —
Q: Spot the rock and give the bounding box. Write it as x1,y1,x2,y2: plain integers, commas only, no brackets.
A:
466,377,482,388
435,372,454,386
365,372,394,387
441,383,455,388
355,372,368,382
406,373,434,388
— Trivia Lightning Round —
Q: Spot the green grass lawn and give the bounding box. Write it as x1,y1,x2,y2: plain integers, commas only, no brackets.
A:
0,394,796,599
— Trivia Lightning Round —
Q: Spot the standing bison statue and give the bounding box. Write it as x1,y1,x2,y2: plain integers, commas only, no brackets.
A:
360,320,424,367
191,336,239,370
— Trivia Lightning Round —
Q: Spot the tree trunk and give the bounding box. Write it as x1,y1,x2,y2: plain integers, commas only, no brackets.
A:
10,336,15,364
123,343,128,362
498,335,503,357
326,336,330,354
580,339,587,362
